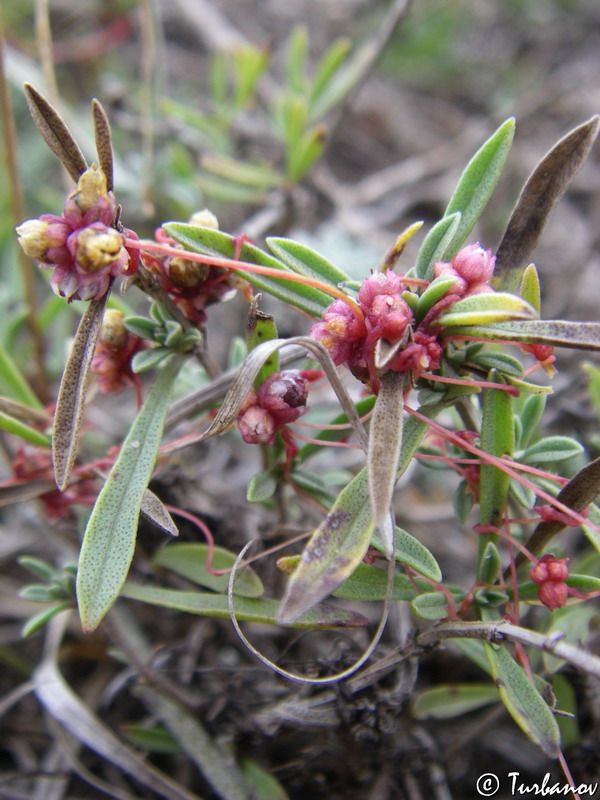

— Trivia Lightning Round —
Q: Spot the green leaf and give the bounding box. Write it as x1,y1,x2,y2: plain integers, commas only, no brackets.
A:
287,124,326,181
414,212,462,281
153,543,264,597
0,343,43,409
484,643,561,758
411,591,449,620
124,316,158,339
131,347,172,373
0,412,50,446
443,118,515,256
478,374,514,574
522,436,583,465
469,351,524,378
240,757,290,800
76,356,183,632
163,222,332,317
266,237,349,285
415,276,459,323
436,292,536,327
121,725,180,754
18,556,55,582
121,582,369,628
520,264,541,315
519,394,546,449
479,542,501,584
371,526,442,582
494,116,600,292
200,153,282,189
308,37,352,116
412,683,499,720
444,320,600,351
21,601,72,637
246,305,279,386
277,474,377,625
247,469,277,503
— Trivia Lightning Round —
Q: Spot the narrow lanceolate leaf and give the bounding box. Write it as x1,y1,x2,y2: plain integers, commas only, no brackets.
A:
371,525,442,582
0,344,44,409
414,212,461,281
121,583,368,628
267,237,349,286
479,375,514,571
24,84,87,182
412,684,500,720
153,543,264,597
368,371,406,553
436,292,536,328
277,479,376,625
443,118,515,257
163,222,333,316
485,643,561,758
53,292,110,491
444,320,600,351
0,412,50,446
517,455,600,567
92,98,114,191
77,356,182,633
140,490,178,537
494,115,600,292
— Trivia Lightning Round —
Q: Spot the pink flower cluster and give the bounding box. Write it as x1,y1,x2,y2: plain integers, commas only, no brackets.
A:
529,554,570,610
237,371,309,445
16,166,139,301
311,243,496,390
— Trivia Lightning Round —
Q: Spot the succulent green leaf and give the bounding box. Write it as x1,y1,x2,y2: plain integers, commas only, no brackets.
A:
520,264,541,315
437,292,536,327
479,542,502,584
121,582,368,628
519,394,546,449
288,124,326,181
124,316,158,340
415,276,460,323
286,26,308,94
468,351,525,377
308,37,353,115
484,642,561,758
121,725,180,755
494,116,600,292
153,543,264,597
277,478,376,624
522,436,583,465
414,212,461,281
443,118,515,256
240,757,290,800
163,222,333,316
22,601,73,638
267,237,349,285
76,356,182,632
411,591,449,620
412,683,499,720
246,304,279,386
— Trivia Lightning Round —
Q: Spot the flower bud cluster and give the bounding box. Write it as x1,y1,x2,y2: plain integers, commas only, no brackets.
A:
145,212,241,324
529,553,570,610
91,310,147,394
311,242,496,390
237,370,309,445
433,242,495,298
16,166,139,301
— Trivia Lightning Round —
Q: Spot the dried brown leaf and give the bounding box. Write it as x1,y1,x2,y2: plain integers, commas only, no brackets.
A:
92,98,114,191
493,115,600,291
140,490,179,536
53,291,110,490
23,83,87,182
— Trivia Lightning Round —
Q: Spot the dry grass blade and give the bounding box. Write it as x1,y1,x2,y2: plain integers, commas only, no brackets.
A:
493,115,600,291
0,478,55,507
34,657,205,800
23,83,87,182
92,98,114,191
0,395,49,425
53,291,110,490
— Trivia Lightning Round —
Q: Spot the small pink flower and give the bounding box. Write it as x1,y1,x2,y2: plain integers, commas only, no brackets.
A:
530,554,570,610
16,165,139,302
257,370,309,425
237,405,276,445
387,331,442,375
358,272,412,340
451,242,495,284
91,310,147,394
537,580,569,610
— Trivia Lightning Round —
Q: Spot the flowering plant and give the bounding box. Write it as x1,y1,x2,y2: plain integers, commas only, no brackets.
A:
7,82,600,790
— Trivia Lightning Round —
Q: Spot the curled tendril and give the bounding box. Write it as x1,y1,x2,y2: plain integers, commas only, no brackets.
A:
227,537,396,685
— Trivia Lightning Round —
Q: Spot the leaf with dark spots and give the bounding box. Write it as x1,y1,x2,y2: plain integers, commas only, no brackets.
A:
140,490,178,537
277,471,375,625
53,291,110,491
24,84,88,182
92,99,114,191
493,116,600,292
445,320,600,351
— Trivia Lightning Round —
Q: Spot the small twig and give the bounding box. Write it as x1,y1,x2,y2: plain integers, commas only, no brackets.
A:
416,620,600,679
